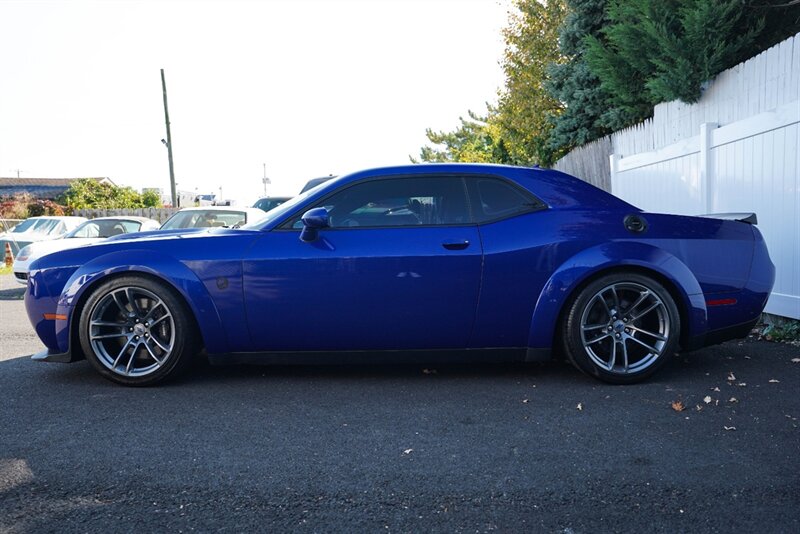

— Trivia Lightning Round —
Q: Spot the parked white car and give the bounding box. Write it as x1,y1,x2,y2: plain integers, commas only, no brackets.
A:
0,216,87,257
12,216,160,285
159,206,267,229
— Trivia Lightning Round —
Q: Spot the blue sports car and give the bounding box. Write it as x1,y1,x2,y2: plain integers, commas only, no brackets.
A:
25,164,774,386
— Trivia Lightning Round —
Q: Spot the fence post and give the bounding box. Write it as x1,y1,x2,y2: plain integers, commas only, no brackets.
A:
608,153,621,194
699,122,718,213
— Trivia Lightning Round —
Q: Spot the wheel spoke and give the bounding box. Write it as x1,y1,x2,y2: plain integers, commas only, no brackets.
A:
149,334,171,353
143,301,165,323
621,339,629,372
150,313,172,328
609,285,621,312
627,335,660,355
125,343,139,374
126,288,142,317
625,290,651,315
112,338,134,369
111,291,128,314
91,321,126,328
607,340,617,370
142,340,163,365
629,325,667,341
593,293,612,320
630,301,661,322
91,332,127,340
582,323,607,331
586,333,611,346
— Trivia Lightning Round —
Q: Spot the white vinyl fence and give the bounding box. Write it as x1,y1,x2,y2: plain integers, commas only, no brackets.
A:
609,33,800,319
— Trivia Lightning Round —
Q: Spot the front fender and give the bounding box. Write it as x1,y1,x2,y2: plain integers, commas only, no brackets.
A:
53,249,225,354
526,242,708,349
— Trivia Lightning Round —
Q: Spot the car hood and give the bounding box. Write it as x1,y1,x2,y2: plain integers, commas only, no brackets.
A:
105,227,208,242
0,231,62,242
24,237,102,256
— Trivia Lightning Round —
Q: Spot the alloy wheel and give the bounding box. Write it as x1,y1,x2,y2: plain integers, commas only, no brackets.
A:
579,282,670,375
88,286,176,377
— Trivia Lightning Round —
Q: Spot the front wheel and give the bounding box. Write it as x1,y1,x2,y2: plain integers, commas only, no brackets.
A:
562,273,681,384
78,276,199,386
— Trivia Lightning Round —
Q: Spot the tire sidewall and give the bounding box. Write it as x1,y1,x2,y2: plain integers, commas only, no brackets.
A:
78,275,197,386
563,272,681,384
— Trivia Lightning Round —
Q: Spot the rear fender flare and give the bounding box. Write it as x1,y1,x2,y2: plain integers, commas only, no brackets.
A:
54,249,224,354
526,242,708,349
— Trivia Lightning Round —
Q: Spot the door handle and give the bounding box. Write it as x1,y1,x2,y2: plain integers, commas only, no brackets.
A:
442,240,470,250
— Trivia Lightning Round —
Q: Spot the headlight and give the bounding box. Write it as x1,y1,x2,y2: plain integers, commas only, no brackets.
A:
17,246,32,262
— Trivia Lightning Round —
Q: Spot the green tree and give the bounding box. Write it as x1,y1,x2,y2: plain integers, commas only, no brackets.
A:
413,110,512,164
141,189,162,208
416,0,567,167
544,0,619,154
585,0,800,120
496,0,568,166
60,179,153,210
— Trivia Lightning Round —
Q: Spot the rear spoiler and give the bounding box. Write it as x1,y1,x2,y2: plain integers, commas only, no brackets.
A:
698,212,758,225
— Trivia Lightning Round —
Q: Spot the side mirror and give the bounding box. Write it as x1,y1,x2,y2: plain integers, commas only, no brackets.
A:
299,207,330,242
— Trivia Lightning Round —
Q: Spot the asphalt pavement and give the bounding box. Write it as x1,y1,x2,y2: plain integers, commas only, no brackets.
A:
1,273,799,533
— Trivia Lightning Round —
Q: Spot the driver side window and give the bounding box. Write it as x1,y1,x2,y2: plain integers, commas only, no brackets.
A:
285,176,470,229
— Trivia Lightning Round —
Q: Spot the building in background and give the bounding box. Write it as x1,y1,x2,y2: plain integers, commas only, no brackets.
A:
0,177,115,200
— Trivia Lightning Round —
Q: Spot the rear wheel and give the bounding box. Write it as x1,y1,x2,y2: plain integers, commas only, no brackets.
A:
562,273,680,384
78,276,199,386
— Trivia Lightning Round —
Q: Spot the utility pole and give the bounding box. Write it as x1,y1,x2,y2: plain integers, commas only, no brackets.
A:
161,69,177,208
262,163,271,197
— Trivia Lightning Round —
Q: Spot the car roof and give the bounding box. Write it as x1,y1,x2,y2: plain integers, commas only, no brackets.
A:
283,163,635,216
26,216,87,220
174,206,255,212
81,216,157,223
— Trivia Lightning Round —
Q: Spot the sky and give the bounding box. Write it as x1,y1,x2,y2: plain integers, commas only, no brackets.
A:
0,0,510,204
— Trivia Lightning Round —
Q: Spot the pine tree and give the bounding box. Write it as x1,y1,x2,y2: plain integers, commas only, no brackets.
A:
585,0,799,114
544,0,626,154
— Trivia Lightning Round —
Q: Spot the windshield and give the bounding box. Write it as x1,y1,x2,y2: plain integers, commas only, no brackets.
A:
11,218,64,235
66,219,141,238
161,210,248,230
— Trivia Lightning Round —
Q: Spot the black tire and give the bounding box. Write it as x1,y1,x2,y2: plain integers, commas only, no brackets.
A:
562,272,680,384
78,275,200,386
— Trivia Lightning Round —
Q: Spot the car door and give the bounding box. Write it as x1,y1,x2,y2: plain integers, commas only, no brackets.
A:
242,175,482,352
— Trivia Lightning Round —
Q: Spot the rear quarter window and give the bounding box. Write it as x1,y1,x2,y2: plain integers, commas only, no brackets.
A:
468,177,544,223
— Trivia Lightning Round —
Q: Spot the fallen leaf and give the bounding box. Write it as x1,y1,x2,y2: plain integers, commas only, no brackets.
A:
403,448,413,455
671,400,686,412
737,383,747,387
577,403,583,411
711,387,720,392
727,372,736,381
791,358,800,363
704,396,712,404
769,379,780,383
729,397,738,403
723,426,736,431
695,405,703,411
522,399,529,404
